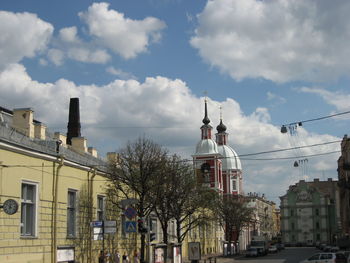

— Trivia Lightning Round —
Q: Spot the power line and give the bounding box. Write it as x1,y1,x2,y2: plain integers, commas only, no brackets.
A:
238,140,340,157
281,110,350,132
240,150,340,161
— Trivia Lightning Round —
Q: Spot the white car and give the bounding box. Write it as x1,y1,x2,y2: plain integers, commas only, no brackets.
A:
299,253,347,263
268,245,278,253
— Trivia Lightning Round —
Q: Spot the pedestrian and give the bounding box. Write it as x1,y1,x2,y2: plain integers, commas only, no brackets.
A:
122,252,129,263
105,250,111,263
113,250,120,263
98,250,105,263
133,250,139,263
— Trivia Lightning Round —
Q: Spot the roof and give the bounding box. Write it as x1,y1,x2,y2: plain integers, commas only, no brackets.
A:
217,144,242,170
0,106,107,172
193,139,220,156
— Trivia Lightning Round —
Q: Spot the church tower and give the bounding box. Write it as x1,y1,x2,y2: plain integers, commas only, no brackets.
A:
215,110,242,195
193,99,223,192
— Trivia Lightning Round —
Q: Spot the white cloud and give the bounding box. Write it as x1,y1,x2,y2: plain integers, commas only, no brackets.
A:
0,63,341,204
106,66,137,80
299,87,350,112
191,0,350,83
47,26,111,65
59,26,79,43
0,10,53,69
48,49,65,66
79,2,166,59
267,92,287,106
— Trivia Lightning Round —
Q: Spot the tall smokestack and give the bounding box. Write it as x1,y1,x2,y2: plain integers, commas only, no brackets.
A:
66,98,81,145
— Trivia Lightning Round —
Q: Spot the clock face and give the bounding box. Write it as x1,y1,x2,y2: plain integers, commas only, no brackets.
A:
3,199,18,215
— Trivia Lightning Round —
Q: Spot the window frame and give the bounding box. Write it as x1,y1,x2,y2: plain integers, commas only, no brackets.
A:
67,189,78,238
97,195,105,221
20,181,38,237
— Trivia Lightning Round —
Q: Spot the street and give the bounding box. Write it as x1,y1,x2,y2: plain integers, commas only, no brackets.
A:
232,247,319,263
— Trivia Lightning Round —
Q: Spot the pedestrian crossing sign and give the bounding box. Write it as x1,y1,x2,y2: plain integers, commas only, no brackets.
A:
125,221,137,233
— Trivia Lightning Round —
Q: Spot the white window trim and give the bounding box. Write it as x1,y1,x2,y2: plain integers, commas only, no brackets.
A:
67,189,78,238
97,195,106,221
20,180,39,238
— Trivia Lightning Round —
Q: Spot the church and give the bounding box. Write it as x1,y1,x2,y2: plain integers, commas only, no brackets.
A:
192,98,250,252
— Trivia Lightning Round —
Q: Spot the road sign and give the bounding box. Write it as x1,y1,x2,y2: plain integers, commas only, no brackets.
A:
93,227,103,240
125,221,137,233
104,220,117,234
91,221,103,227
124,207,137,219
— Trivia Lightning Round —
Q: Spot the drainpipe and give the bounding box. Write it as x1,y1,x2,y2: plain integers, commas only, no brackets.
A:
52,156,64,263
88,167,96,263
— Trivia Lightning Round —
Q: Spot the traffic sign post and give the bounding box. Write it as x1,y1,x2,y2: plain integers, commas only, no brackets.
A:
125,221,137,233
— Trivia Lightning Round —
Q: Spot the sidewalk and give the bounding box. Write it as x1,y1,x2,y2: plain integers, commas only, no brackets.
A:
183,253,244,263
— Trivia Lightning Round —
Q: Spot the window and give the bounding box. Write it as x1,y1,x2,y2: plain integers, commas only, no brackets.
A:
291,222,295,230
21,182,37,236
315,209,319,216
290,209,294,216
316,222,320,229
67,190,77,237
316,234,320,241
308,254,320,260
97,196,105,221
320,254,332,260
231,179,237,191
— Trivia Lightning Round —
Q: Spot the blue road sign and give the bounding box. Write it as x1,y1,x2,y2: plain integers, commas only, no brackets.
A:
92,221,103,227
125,221,137,233
124,207,137,219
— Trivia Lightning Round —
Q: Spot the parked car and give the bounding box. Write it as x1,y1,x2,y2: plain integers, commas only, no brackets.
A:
319,244,327,250
299,253,347,263
323,246,332,252
331,246,340,252
338,251,350,263
268,245,278,253
276,243,285,250
245,247,258,257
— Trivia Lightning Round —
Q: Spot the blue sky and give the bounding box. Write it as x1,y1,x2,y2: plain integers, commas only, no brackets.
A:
1,0,350,204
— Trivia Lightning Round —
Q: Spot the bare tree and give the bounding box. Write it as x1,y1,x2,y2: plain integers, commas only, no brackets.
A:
215,195,253,245
108,137,168,263
152,155,218,245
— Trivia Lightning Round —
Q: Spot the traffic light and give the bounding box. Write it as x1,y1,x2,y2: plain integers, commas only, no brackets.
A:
137,218,148,233
150,233,156,242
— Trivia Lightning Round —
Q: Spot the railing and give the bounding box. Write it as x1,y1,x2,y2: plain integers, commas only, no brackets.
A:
0,123,108,171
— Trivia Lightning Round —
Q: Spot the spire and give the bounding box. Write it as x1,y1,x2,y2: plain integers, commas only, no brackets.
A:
202,97,210,125
216,106,227,133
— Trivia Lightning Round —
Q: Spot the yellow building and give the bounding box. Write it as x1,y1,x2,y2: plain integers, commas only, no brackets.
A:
0,104,121,263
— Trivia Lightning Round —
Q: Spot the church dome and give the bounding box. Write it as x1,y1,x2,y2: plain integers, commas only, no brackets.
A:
218,144,242,170
216,119,227,133
194,139,219,156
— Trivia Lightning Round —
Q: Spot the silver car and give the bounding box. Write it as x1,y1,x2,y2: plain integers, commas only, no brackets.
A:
245,248,258,257
299,253,347,263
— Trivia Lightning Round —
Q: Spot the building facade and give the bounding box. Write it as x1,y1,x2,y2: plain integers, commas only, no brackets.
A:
337,134,350,236
246,193,279,240
0,102,117,263
280,178,341,246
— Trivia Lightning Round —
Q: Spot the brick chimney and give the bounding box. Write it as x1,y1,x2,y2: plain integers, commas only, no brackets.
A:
66,98,81,145
12,108,35,138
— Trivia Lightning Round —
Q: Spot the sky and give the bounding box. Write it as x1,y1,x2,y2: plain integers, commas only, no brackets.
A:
1,0,350,205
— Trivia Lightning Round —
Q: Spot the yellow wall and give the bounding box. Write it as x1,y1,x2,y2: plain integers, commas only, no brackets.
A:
0,145,109,263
